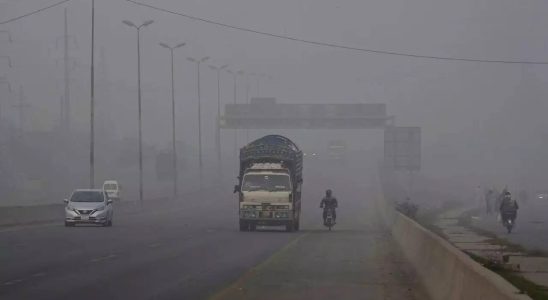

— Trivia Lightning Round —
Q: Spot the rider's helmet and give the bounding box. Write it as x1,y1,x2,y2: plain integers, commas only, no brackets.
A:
326,189,332,197
504,191,512,199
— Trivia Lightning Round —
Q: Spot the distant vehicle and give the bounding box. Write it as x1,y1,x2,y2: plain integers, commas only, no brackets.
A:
327,140,347,160
64,189,114,227
234,135,303,232
103,180,121,201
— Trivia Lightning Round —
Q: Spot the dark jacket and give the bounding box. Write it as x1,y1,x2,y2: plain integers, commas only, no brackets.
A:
500,198,519,213
320,196,338,210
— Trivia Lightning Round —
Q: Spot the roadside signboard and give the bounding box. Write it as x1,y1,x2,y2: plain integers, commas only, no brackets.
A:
384,127,421,171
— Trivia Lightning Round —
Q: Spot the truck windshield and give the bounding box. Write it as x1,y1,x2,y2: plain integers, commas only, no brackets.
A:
242,174,291,192
104,184,117,190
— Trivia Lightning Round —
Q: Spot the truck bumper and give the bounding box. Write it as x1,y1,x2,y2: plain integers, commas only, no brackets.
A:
240,218,293,226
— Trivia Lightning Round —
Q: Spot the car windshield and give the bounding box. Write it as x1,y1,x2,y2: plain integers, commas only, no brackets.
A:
70,191,104,203
104,184,117,190
242,174,291,192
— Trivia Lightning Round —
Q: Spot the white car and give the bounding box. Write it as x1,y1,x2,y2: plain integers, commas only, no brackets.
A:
103,180,121,201
64,189,114,227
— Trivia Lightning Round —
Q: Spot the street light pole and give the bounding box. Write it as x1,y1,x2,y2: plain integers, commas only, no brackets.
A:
187,56,209,186
159,42,185,200
208,64,228,178
89,0,95,189
225,69,244,160
122,19,154,206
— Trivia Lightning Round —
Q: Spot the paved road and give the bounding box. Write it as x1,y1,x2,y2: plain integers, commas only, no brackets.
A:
0,161,425,300
472,199,548,252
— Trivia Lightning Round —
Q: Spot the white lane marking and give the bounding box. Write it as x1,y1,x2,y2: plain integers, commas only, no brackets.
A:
148,243,161,248
3,278,24,286
31,272,46,277
90,254,117,263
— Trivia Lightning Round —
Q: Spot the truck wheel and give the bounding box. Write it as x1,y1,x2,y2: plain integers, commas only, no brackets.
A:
285,222,294,232
239,220,248,231
294,220,300,231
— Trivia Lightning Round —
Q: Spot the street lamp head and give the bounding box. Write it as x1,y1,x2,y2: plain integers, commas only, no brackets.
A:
175,42,186,49
208,65,218,71
159,43,171,49
220,64,229,70
142,20,155,27
122,20,136,28
226,69,234,74
200,56,210,62
237,70,244,75
187,57,197,63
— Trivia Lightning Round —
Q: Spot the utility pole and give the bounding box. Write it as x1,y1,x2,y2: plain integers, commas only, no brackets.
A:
89,0,95,189
13,86,30,137
245,73,250,142
187,56,210,188
122,19,154,205
159,42,186,200
63,8,71,135
225,69,244,160
209,64,228,179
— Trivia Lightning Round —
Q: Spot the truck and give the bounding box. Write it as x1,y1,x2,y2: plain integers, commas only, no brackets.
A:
234,135,303,232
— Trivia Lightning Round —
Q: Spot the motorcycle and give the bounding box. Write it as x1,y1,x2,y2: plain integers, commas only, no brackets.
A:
501,212,516,234
324,208,335,231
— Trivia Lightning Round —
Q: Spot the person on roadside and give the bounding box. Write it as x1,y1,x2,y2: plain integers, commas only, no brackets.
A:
499,191,519,226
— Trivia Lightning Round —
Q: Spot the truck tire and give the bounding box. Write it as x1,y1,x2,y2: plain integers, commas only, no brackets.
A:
239,220,248,231
294,220,300,231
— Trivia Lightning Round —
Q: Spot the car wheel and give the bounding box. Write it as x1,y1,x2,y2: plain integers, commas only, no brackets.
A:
65,221,74,227
108,218,113,227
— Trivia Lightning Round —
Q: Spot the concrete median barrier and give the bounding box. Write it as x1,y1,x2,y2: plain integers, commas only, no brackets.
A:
377,179,530,299
390,212,530,300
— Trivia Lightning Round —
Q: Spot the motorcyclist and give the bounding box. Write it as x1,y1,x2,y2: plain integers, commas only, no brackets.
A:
499,191,519,225
320,189,338,224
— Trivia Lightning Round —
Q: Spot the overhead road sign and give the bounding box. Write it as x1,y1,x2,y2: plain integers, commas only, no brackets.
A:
221,102,391,129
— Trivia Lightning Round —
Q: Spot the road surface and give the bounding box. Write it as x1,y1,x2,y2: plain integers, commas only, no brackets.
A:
0,160,426,300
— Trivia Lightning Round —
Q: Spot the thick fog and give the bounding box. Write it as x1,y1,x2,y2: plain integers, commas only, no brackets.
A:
1,0,547,205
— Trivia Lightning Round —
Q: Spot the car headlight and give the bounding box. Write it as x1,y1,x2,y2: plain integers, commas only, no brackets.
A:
95,205,106,211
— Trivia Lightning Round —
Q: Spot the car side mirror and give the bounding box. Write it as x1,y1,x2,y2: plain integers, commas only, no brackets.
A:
233,185,241,193
63,199,69,204
107,199,113,204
